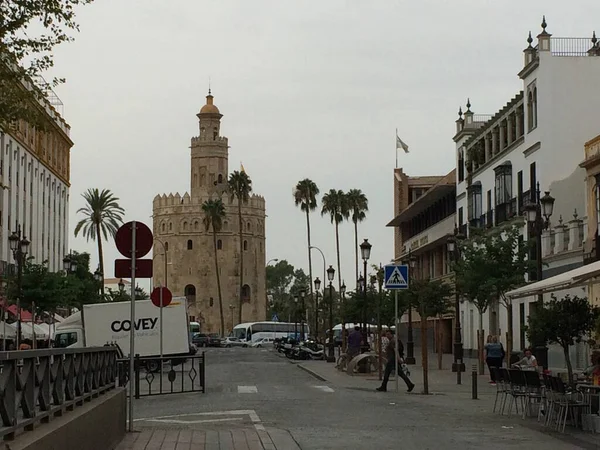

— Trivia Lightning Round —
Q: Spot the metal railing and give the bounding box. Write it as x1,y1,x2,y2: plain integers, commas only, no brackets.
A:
118,352,206,398
551,37,597,57
0,346,121,441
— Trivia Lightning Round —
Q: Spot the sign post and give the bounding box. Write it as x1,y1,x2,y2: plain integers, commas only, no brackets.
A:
114,221,154,432
384,264,409,393
150,285,172,395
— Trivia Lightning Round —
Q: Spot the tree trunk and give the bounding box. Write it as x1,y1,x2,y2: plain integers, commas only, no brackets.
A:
478,311,484,375
354,220,358,291
95,221,105,300
238,200,243,324
421,313,429,394
506,302,513,366
335,221,344,351
437,316,443,370
306,209,315,339
213,228,225,336
563,343,574,387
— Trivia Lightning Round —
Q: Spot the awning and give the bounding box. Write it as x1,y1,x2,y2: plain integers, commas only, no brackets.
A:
506,260,600,299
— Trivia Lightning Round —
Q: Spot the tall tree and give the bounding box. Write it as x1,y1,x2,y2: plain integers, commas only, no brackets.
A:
321,189,349,302
452,224,530,373
346,189,369,287
0,0,95,128
527,294,599,385
228,170,252,323
294,179,320,338
74,189,124,299
266,260,295,318
202,199,227,336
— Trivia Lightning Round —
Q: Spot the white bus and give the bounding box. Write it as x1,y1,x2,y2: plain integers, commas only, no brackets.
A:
232,321,310,343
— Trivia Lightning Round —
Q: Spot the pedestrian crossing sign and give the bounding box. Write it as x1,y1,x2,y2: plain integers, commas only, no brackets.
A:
272,314,279,322
384,264,409,289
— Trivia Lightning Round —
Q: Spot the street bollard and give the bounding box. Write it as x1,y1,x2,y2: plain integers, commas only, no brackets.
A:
471,364,478,400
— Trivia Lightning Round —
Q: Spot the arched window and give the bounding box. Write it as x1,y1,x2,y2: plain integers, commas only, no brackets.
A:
223,221,229,231
187,240,193,250
184,285,196,304
243,240,248,251
217,239,223,250
169,222,173,231
213,128,218,140
183,221,188,231
164,242,169,251
247,222,251,231
241,284,251,302
217,174,223,184
194,221,199,230
209,297,214,307
161,223,166,232
527,91,534,131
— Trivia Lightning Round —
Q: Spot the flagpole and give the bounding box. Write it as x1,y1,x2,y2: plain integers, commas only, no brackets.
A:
395,128,398,168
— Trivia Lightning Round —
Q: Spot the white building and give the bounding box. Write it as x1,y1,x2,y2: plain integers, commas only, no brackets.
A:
0,88,71,275
454,19,600,363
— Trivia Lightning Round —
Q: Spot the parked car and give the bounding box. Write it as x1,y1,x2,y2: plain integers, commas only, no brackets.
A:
221,337,248,348
208,333,222,347
192,333,211,347
251,338,274,348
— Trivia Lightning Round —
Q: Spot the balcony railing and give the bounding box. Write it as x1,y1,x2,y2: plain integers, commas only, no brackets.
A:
495,198,518,226
551,37,598,57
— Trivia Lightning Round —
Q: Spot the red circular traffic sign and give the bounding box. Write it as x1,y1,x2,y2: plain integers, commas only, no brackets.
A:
115,221,153,259
150,287,172,308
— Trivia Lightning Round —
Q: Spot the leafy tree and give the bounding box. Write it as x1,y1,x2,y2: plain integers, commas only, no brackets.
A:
527,295,599,385
202,198,226,335
453,224,530,372
410,278,453,394
74,188,125,298
0,0,95,128
294,179,320,336
228,170,252,323
266,260,295,318
347,189,368,285
105,286,149,302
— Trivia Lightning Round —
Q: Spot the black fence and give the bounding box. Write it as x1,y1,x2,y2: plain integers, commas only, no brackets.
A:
0,346,121,441
118,352,206,398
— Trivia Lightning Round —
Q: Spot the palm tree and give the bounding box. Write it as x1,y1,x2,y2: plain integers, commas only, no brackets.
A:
74,189,124,298
321,189,349,300
228,170,253,323
346,189,368,287
202,199,226,335
293,179,320,334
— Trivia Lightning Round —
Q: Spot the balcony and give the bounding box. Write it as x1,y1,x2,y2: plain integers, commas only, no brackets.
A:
495,198,518,226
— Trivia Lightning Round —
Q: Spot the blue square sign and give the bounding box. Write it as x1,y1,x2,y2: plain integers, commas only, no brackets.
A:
384,264,409,290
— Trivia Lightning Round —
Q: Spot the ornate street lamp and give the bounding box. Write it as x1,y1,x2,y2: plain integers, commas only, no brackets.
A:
447,225,466,384
326,265,336,362
404,250,417,364
314,277,321,341
299,288,306,340
293,295,299,338
525,183,554,370
9,226,30,349
359,238,371,351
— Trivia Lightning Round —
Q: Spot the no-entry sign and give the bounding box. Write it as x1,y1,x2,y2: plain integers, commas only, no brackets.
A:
115,221,153,259
150,287,172,308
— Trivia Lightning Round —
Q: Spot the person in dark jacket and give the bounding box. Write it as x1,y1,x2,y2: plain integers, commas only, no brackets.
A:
377,330,414,392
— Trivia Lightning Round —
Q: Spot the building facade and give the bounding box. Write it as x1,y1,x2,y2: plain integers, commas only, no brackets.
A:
388,168,456,352
454,20,600,357
0,89,71,276
152,92,266,333
581,134,600,306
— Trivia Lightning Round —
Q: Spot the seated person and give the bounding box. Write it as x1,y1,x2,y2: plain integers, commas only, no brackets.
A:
512,349,538,369
583,351,600,380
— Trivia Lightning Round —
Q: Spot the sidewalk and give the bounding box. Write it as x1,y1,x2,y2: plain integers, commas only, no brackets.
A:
116,427,301,450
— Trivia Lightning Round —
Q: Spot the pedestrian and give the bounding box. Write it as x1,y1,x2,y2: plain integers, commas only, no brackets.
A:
484,335,504,384
376,330,415,392
347,326,362,361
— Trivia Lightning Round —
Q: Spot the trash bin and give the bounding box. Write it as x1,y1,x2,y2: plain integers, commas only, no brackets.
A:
510,351,521,365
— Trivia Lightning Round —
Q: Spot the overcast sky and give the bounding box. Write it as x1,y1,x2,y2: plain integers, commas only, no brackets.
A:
48,0,599,293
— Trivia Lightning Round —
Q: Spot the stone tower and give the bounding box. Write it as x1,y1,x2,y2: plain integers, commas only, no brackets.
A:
152,92,267,334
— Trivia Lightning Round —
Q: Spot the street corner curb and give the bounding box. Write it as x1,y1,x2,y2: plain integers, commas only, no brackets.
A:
297,364,328,382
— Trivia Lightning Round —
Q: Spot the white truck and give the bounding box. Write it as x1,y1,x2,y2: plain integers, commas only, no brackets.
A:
54,298,195,370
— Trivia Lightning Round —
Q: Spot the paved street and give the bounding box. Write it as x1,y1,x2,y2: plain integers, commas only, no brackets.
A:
117,347,595,449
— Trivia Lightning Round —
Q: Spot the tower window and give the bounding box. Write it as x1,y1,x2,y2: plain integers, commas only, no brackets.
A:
218,174,223,184
209,297,214,307
162,223,166,232
217,239,223,250
169,222,172,231
183,221,188,231
243,240,248,251
247,222,251,231
213,128,218,140
187,240,193,250
194,221,199,230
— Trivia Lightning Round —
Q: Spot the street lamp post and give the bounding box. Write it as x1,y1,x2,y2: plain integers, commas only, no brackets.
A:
265,258,279,318
294,295,299,338
447,226,466,384
525,183,555,370
326,266,335,362
340,282,346,356
9,225,30,349
93,268,102,294
403,251,417,364
153,238,169,288
314,277,321,341
359,239,372,353
299,288,306,340
376,266,384,380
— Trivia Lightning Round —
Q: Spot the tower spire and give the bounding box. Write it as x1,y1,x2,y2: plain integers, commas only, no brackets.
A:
208,77,212,96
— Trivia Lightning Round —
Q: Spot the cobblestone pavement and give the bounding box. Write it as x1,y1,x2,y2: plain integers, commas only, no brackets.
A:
116,347,594,450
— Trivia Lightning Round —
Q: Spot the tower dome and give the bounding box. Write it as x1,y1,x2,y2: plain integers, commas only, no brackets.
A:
198,90,221,116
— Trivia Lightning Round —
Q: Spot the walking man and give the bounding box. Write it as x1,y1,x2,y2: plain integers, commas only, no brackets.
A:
377,330,414,392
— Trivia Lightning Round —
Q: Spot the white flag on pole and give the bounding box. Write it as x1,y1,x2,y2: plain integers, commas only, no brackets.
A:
396,130,409,153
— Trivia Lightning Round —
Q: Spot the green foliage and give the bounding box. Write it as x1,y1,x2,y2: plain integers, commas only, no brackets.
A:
321,189,349,225
409,278,453,319
74,189,125,241
105,286,149,302
453,224,529,313
228,170,252,205
527,294,599,384
346,189,368,225
201,199,226,233
293,179,319,213
0,0,94,128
